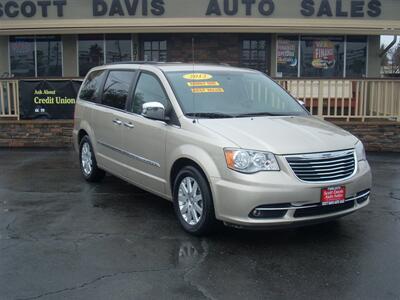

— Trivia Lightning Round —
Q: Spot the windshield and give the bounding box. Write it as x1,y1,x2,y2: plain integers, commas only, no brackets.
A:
165,70,308,118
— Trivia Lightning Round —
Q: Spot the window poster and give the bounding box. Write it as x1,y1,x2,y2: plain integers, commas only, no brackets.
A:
277,39,298,68
312,40,336,69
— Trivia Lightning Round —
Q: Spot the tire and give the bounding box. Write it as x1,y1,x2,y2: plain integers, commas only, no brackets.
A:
173,166,217,236
79,136,105,182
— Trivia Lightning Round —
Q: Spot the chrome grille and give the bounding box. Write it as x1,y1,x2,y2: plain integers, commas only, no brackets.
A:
286,150,356,183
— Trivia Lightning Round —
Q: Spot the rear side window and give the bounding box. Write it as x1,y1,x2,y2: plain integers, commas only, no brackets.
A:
102,70,136,110
79,70,106,102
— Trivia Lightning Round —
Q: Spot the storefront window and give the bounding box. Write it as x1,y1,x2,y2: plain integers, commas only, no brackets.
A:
106,34,132,63
10,36,35,77
79,34,134,76
277,36,299,78
36,36,62,77
79,35,104,77
300,36,344,77
143,40,167,62
346,36,367,78
10,36,62,78
241,39,267,73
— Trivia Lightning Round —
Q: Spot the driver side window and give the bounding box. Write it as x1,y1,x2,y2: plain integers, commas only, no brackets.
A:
131,73,169,115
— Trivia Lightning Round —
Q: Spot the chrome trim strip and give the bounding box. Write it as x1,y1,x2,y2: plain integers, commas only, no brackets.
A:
254,191,370,211
295,168,355,176
97,141,161,168
288,157,354,165
291,162,355,170
285,149,354,160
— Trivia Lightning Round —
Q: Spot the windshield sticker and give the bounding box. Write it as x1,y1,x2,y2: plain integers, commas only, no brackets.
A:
183,73,213,80
191,88,225,93
187,81,220,87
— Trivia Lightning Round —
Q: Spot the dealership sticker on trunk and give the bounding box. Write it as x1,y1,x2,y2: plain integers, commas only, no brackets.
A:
321,186,346,206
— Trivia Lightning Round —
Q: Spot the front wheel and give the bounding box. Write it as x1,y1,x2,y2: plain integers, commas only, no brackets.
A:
173,166,217,236
79,136,105,182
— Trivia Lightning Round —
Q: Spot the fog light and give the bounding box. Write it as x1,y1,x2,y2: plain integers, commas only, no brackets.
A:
252,209,262,217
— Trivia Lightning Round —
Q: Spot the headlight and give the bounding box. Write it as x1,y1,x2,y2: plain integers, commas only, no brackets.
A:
355,141,366,161
224,148,280,173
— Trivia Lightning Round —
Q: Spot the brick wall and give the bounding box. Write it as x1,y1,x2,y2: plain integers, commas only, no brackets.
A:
0,120,73,148
335,121,400,152
0,120,399,152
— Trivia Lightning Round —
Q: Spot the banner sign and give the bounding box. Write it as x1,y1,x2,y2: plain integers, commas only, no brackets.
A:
19,80,82,120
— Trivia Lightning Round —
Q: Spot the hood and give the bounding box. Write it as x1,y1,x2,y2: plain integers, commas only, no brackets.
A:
198,116,358,155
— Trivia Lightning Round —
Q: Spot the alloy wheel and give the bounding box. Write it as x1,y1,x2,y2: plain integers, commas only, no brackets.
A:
81,142,93,176
178,177,204,226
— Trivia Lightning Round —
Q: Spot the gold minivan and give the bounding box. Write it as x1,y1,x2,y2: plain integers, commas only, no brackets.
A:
73,63,372,235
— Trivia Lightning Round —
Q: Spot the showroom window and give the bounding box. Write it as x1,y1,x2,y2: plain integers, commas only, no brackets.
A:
277,36,299,78
78,34,133,77
78,35,105,77
36,36,63,77
10,36,62,77
346,36,367,78
106,34,132,64
277,35,368,78
241,39,267,73
300,36,345,78
142,40,168,62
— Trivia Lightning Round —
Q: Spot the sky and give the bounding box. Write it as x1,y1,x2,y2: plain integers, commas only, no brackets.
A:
381,35,398,47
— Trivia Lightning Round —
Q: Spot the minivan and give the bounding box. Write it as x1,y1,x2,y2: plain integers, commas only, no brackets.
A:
73,63,372,235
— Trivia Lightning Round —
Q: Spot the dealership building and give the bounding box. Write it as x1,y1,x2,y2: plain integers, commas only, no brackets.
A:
1,0,400,78
0,0,399,151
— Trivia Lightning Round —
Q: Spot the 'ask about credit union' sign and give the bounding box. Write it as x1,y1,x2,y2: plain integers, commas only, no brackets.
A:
0,0,398,20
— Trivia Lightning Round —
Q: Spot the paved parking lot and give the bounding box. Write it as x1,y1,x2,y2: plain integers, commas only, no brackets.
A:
0,149,399,300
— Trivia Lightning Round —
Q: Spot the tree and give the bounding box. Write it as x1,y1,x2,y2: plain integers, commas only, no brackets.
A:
392,43,400,74
380,44,389,67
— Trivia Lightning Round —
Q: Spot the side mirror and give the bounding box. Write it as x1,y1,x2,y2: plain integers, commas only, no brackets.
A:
142,102,166,121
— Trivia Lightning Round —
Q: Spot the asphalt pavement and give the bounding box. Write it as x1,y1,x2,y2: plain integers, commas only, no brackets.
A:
0,149,399,300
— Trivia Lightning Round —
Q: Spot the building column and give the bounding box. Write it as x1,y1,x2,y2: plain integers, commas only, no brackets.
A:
132,34,139,61
367,35,381,78
62,35,78,77
270,34,277,77
0,36,9,76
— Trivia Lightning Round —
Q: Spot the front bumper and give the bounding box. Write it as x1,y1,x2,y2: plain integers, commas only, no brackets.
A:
211,160,372,227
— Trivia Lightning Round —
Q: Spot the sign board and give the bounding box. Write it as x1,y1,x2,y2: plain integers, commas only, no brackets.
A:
0,0,397,20
19,80,82,120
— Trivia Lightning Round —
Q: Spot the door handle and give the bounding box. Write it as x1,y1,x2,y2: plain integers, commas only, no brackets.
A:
113,119,122,126
124,122,135,129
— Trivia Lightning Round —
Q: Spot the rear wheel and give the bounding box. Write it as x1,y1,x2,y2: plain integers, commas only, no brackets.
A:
173,166,217,236
79,136,105,182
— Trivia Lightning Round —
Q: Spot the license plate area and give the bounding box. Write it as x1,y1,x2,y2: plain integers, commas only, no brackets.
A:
321,186,346,206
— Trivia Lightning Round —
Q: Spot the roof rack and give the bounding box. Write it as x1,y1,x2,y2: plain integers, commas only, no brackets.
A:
106,61,183,66
105,61,232,67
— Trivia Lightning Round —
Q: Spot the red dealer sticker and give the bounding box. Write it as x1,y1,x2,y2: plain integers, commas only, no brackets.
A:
321,186,346,206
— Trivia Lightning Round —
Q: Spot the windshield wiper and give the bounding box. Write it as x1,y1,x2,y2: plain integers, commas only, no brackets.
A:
235,112,281,118
185,112,236,119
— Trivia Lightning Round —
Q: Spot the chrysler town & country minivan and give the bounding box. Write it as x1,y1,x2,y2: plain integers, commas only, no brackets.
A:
73,63,372,235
